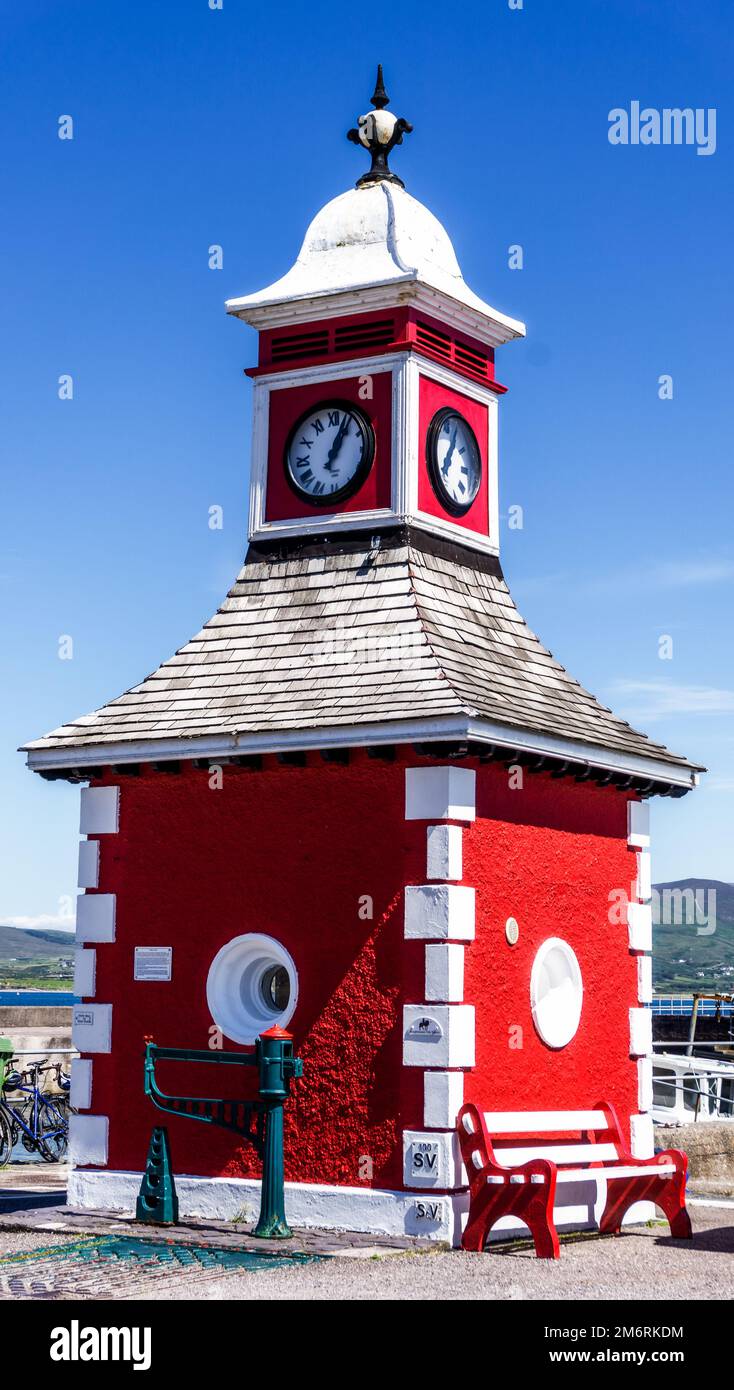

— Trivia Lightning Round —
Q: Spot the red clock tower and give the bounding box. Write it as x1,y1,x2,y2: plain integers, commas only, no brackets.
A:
24,72,701,1245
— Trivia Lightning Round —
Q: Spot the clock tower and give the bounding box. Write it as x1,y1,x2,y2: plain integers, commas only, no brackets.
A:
24,71,701,1247
227,65,522,556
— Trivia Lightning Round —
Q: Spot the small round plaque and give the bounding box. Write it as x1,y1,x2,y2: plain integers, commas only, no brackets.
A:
505,917,519,946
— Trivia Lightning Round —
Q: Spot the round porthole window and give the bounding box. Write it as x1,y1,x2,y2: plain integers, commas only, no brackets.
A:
530,937,583,1049
206,934,298,1046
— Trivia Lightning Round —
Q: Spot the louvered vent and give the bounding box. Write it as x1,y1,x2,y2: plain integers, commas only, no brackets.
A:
454,342,490,382
416,321,452,362
334,319,395,354
416,321,490,382
270,329,329,363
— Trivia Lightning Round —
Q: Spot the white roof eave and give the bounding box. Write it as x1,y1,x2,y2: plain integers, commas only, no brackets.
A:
226,274,526,347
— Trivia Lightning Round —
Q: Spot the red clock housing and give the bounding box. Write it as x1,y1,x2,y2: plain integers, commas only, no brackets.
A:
418,375,491,537
265,371,393,521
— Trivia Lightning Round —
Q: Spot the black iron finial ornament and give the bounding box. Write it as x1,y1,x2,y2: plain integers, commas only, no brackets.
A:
347,65,413,190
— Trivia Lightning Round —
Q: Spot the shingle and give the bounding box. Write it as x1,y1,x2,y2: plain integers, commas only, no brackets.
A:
22,532,698,772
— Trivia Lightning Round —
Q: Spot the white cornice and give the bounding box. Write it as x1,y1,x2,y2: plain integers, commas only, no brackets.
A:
228,280,524,349
24,715,699,789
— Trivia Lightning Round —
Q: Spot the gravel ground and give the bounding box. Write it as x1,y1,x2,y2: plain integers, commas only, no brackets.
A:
0,1203,731,1301
0,1229,80,1256
165,1207,734,1301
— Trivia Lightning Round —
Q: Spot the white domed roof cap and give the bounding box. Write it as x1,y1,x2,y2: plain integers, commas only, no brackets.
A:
227,182,525,347
302,182,463,280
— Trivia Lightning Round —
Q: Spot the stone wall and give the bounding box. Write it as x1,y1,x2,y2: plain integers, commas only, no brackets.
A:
656,1120,734,1196
0,1007,74,1088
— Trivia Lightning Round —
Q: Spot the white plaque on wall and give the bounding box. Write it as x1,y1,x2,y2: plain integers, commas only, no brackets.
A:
134,947,173,982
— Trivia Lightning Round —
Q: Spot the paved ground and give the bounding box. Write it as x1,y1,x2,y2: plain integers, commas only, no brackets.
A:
0,1165,731,1300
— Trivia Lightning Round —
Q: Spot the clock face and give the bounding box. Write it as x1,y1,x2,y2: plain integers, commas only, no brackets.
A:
426,407,482,516
284,401,375,505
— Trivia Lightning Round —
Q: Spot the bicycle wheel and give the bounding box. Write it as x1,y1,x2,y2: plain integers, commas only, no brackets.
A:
38,1099,68,1162
18,1101,38,1152
0,1108,13,1166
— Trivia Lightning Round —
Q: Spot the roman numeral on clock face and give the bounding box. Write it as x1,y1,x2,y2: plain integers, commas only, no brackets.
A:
285,402,374,506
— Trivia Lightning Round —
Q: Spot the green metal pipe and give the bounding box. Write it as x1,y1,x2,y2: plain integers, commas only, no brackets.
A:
254,1101,292,1239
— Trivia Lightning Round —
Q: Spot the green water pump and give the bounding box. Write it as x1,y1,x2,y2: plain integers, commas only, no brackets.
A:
139,1027,303,1239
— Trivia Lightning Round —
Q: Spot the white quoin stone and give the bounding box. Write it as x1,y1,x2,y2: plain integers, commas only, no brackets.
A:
402,1129,462,1189
403,1004,475,1068
426,823,463,880
79,785,120,835
77,839,100,889
405,767,476,822
404,885,475,941
69,1114,108,1167
72,1004,112,1054
423,1070,464,1130
630,1112,655,1159
627,800,650,848
73,948,96,998
629,1007,652,1058
425,942,465,1002
627,902,652,953
637,1057,653,1113
70,1058,93,1110
637,954,653,1004
635,850,652,902
76,893,116,944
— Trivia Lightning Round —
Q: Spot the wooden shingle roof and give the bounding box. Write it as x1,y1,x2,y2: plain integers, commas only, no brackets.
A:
23,528,701,790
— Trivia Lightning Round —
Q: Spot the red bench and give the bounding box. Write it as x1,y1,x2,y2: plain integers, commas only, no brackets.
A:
457,1101,692,1259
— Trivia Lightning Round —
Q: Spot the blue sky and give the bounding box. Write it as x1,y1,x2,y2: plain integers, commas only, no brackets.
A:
2,0,732,928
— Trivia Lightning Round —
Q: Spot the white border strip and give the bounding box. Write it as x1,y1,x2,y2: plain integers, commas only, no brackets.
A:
68,1169,652,1245
69,1169,466,1245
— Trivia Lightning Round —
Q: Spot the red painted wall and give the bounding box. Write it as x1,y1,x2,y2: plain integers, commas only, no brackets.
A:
264,371,392,521
83,755,639,1189
462,765,639,1143
88,757,424,1190
417,375,491,537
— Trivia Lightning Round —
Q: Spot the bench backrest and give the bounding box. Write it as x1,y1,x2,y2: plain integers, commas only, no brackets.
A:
466,1106,625,1170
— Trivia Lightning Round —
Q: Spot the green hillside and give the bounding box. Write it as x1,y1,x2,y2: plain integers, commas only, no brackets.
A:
0,922,75,989
653,879,734,992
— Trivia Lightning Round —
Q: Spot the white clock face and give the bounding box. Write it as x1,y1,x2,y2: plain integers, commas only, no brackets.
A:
427,408,482,515
285,402,374,505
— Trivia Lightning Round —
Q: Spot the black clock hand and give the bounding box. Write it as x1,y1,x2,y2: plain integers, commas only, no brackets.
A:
441,427,458,478
324,413,351,473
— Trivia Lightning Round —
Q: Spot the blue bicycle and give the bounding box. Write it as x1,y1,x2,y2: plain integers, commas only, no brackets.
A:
0,1058,69,1164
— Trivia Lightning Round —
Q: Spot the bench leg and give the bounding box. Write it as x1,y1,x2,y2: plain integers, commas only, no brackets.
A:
655,1175,693,1240
462,1204,493,1253
599,1171,692,1241
462,1186,560,1259
526,1195,560,1260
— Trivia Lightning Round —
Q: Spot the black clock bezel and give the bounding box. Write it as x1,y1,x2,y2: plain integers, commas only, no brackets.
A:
425,406,482,517
283,399,376,507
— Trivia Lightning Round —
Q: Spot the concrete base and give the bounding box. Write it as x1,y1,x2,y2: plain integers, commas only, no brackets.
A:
68,1169,655,1247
